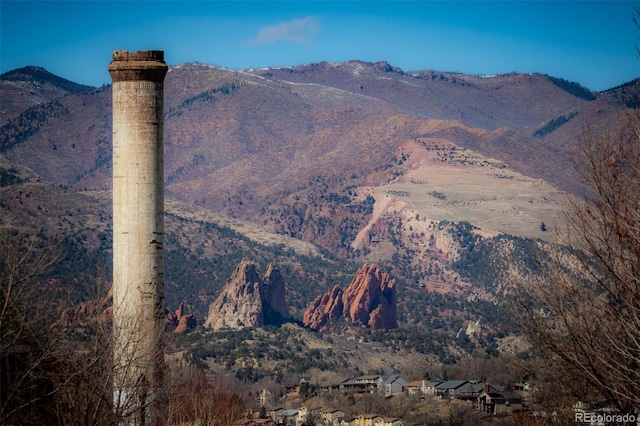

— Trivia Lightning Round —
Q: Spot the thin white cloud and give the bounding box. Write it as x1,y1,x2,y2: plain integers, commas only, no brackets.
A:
247,16,319,46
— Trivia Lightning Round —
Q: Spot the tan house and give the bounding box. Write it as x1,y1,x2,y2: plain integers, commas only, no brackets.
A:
403,379,444,396
354,413,383,426
258,388,274,406
424,380,443,395
404,380,425,395
336,416,356,426
301,406,330,425
320,408,345,424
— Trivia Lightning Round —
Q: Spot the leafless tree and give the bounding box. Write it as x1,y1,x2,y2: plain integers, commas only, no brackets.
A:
165,366,245,425
0,230,122,425
49,313,115,426
517,105,640,415
0,228,250,425
1,230,62,423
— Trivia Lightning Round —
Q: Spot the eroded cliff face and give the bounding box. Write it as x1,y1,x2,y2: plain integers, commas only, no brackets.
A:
303,263,397,331
262,264,290,324
302,285,344,330
204,258,290,330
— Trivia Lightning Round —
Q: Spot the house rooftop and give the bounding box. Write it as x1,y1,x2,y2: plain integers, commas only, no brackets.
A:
382,374,405,382
436,380,469,390
359,413,382,419
458,382,484,393
355,374,382,380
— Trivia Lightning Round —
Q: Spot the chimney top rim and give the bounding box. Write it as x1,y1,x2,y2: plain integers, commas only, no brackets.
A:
111,50,165,63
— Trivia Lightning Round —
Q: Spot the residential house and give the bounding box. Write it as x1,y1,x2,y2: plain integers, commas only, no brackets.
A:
435,380,469,399
336,416,356,426
424,380,443,395
276,409,299,425
477,386,523,415
339,375,383,394
267,408,286,422
338,374,407,397
319,408,345,424
381,375,408,397
354,414,383,426
456,382,490,402
258,388,274,407
404,379,444,396
299,376,312,385
298,406,322,423
403,380,425,395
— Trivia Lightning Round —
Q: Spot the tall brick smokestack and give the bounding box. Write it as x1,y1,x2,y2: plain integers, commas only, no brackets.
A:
109,50,168,425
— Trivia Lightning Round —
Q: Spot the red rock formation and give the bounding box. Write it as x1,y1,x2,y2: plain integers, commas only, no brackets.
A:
175,301,188,318
57,287,113,327
175,313,196,333
303,263,397,330
166,301,197,333
303,285,344,330
342,263,397,329
205,258,290,330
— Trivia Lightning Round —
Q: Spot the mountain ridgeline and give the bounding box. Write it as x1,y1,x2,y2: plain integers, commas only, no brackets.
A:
1,61,638,352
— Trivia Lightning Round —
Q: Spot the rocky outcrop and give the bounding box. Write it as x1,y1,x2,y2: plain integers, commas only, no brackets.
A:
343,263,397,329
262,264,290,324
166,301,197,333
204,258,290,330
57,287,113,327
59,288,196,333
302,285,344,330
303,263,397,330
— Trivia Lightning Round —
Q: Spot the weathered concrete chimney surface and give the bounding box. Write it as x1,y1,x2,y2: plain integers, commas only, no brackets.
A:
109,50,168,82
109,50,168,424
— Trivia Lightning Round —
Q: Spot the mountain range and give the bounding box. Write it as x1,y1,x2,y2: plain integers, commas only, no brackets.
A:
1,61,637,333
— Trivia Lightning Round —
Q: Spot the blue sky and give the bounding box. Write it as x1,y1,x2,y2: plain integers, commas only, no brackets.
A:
1,1,638,91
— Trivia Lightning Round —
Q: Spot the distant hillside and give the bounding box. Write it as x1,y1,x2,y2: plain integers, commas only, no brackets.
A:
601,78,640,108
248,61,592,131
0,66,96,125
1,66,96,93
543,74,596,101
1,60,637,338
